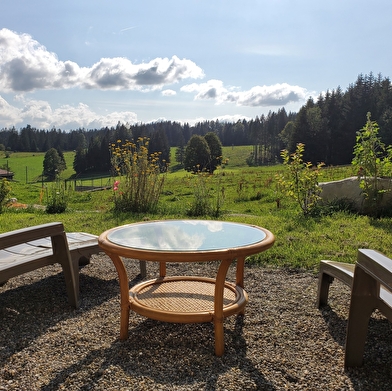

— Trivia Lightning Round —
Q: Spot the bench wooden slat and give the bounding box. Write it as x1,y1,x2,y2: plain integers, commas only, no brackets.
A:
1,243,51,255
66,232,98,243
1,253,56,278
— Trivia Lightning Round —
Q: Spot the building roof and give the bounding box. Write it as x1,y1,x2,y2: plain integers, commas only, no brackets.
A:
0,169,14,179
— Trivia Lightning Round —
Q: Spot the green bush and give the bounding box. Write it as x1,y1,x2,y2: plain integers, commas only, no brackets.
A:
0,178,11,213
45,182,69,214
352,112,392,217
311,197,358,217
186,172,224,217
277,143,324,216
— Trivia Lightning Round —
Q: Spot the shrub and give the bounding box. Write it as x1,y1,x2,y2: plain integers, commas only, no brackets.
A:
311,197,358,217
45,181,69,214
111,138,166,213
0,178,11,213
186,171,224,217
277,143,324,216
352,112,392,217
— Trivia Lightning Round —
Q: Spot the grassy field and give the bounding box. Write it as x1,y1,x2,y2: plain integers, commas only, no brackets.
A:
1,150,76,182
1,147,390,272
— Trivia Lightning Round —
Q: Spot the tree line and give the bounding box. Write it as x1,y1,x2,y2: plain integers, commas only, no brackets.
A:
282,72,392,165
1,72,392,173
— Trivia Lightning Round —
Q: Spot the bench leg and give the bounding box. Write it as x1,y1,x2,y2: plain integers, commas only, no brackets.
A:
52,233,80,309
62,259,80,309
345,266,377,367
317,272,334,308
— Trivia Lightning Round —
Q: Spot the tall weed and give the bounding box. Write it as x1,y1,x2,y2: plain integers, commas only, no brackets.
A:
111,138,166,213
186,172,225,217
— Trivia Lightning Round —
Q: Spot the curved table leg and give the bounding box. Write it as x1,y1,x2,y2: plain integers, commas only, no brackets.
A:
236,256,245,288
107,252,131,340
236,256,246,315
214,258,233,356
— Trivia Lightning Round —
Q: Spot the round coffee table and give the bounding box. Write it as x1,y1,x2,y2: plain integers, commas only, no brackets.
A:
98,219,274,356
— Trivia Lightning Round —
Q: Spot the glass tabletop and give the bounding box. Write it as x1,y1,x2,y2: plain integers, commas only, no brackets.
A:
107,220,267,252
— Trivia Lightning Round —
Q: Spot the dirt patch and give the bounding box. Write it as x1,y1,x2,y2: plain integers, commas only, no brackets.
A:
7,202,45,210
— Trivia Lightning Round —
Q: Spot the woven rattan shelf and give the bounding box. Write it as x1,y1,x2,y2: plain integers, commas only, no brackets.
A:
129,276,248,323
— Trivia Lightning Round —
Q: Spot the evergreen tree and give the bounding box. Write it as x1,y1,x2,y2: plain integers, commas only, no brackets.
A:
149,126,170,170
204,132,223,173
43,148,64,180
73,147,87,174
175,131,186,166
184,135,211,173
56,148,67,171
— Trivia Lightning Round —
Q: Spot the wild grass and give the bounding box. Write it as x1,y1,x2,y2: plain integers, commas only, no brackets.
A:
1,148,391,273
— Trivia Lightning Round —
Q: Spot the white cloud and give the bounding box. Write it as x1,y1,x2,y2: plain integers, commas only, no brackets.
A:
0,29,312,129
0,95,137,129
0,29,204,93
83,55,204,91
0,29,83,92
181,79,228,99
85,110,138,129
0,95,20,125
213,114,252,123
161,89,177,96
227,84,308,106
181,79,308,107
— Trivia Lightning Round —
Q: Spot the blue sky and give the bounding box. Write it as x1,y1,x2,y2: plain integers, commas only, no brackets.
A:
1,0,391,130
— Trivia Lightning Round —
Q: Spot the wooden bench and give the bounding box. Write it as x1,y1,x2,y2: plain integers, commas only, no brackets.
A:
0,222,148,309
317,249,392,367
0,222,102,308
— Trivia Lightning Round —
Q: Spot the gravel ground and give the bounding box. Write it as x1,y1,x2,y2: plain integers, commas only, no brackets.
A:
1,254,392,391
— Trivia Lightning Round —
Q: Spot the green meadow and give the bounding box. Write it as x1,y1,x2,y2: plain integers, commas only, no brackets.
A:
1,147,391,272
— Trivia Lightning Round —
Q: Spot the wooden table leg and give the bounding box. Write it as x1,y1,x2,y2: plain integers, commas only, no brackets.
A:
107,252,131,340
159,261,166,277
236,256,246,315
214,258,232,356
236,256,245,288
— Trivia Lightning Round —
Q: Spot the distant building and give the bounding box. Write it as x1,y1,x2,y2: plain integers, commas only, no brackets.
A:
0,169,14,180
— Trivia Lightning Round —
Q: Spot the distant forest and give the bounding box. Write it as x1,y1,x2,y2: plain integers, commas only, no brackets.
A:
1,72,392,174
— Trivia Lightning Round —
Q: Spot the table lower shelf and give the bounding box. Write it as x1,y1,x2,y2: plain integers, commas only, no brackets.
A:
129,276,248,324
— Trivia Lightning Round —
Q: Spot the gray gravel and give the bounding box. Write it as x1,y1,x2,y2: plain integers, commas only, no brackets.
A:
1,254,392,390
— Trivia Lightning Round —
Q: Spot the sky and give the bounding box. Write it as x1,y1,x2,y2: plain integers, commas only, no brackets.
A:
1,0,392,131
